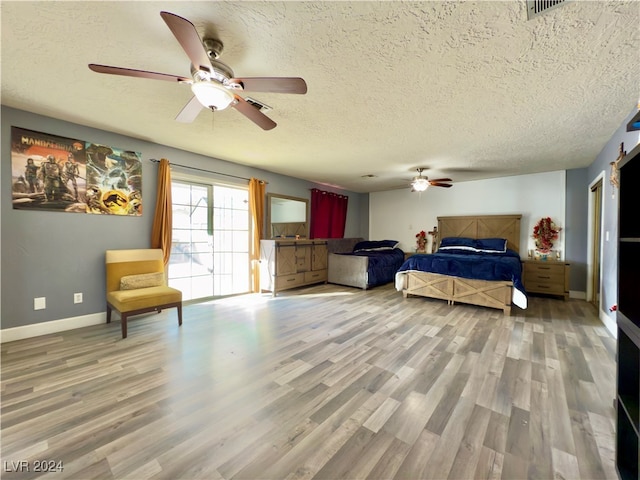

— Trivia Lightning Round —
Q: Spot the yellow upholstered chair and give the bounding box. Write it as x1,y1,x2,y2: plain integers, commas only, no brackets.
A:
106,249,182,338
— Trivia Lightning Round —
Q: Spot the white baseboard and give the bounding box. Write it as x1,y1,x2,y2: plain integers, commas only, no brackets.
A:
0,313,106,343
569,290,586,300
599,308,617,338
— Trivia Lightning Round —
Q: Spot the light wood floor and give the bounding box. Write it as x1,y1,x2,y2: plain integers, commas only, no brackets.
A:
1,283,617,480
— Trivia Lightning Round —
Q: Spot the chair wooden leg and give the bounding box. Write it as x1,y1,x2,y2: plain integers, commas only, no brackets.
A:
177,304,183,326
106,304,112,323
121,314,128,339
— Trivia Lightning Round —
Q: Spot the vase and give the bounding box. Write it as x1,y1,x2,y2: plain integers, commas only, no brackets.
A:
534,249,550,261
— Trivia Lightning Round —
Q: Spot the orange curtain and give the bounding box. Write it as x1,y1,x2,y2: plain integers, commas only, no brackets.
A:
151,158,173,265
249,178,266,292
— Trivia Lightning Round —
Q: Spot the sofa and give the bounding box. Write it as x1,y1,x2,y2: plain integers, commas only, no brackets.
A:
327,238,366,288
327,238,405,290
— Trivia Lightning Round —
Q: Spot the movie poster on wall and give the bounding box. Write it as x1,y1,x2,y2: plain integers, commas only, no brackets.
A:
10,127,142,216
85,143,142,216
10,127,87,213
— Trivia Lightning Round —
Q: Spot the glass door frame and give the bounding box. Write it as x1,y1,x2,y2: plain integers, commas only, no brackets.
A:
168,170,252,302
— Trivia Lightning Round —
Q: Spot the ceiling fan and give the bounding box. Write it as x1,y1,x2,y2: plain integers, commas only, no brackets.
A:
410,168,453,192
88,11,307,130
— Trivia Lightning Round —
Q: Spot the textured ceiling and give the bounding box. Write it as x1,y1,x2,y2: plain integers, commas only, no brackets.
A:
2,1,639,192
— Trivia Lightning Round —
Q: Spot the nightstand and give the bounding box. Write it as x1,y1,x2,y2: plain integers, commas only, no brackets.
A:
522,259,570,300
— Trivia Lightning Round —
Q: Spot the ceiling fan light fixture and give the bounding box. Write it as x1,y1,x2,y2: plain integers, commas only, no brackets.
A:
191,81,234,110
412,177,429,192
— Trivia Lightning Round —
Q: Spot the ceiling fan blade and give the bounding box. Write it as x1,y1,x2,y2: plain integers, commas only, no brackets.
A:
230,77,307,94
175,95,204,123
88,64,191,83
428,178,452,183
232,95,276,130
430,182,453,188
160,11,212,73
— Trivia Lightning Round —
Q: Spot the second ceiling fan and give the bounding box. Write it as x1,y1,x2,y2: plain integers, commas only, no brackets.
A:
410,168,453,192
89,11,307,130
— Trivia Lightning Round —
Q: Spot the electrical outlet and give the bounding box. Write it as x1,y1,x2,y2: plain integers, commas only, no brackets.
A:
74,293,83,304
34,297,46,310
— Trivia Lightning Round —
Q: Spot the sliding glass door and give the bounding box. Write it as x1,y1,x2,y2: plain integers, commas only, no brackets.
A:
168,178,250,301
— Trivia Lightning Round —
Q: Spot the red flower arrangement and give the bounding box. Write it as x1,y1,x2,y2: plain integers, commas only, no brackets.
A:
416,230,427,252
532,217,561,253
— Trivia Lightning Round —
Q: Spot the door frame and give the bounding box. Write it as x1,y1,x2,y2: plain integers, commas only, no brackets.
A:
169,171,252,301
586,171,606,306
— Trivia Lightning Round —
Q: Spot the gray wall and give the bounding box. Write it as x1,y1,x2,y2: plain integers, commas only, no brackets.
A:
565,168,589,292
553,108,640,302
1,106,367,330
587,108,640,316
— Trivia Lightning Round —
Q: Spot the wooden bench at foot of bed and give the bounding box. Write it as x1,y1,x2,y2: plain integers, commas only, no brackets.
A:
401,271,513,315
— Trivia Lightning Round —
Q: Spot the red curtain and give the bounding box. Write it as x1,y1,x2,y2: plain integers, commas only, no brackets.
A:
310,188,348,238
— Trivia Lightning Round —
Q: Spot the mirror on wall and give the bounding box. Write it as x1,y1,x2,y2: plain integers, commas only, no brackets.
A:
266,193,309,239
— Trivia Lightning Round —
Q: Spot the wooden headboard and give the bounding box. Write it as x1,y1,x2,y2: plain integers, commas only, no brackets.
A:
437,214,522,253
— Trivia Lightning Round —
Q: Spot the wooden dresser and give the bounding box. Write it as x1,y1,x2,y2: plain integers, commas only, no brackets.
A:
260,239,328,296
522,259,570,300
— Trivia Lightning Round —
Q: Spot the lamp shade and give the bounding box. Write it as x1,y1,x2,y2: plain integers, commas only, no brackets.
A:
191,81,235,110
412,177,429,192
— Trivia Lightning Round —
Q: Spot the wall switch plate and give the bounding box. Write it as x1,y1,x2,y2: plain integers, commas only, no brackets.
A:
34,297,46,310
74,293,83,304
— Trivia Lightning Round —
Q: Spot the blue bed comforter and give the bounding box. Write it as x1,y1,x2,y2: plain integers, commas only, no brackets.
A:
340,248,406,287
396,249,527,308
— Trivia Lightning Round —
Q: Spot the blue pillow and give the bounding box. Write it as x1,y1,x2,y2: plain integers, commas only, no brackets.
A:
438,237,477,253
440,237,476,249
475,238,507,253
353,240,399,252
438,237,507,254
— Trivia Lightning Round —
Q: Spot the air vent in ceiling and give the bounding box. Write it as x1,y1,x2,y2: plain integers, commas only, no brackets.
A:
526,0,568,20
245,97,272,113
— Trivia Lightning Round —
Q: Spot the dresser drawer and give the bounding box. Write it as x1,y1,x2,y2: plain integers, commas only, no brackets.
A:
525,262,563,270
304,269,327,283
524,262,564,274
526,281,565,295
275,273,304,290
525,268,565,284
